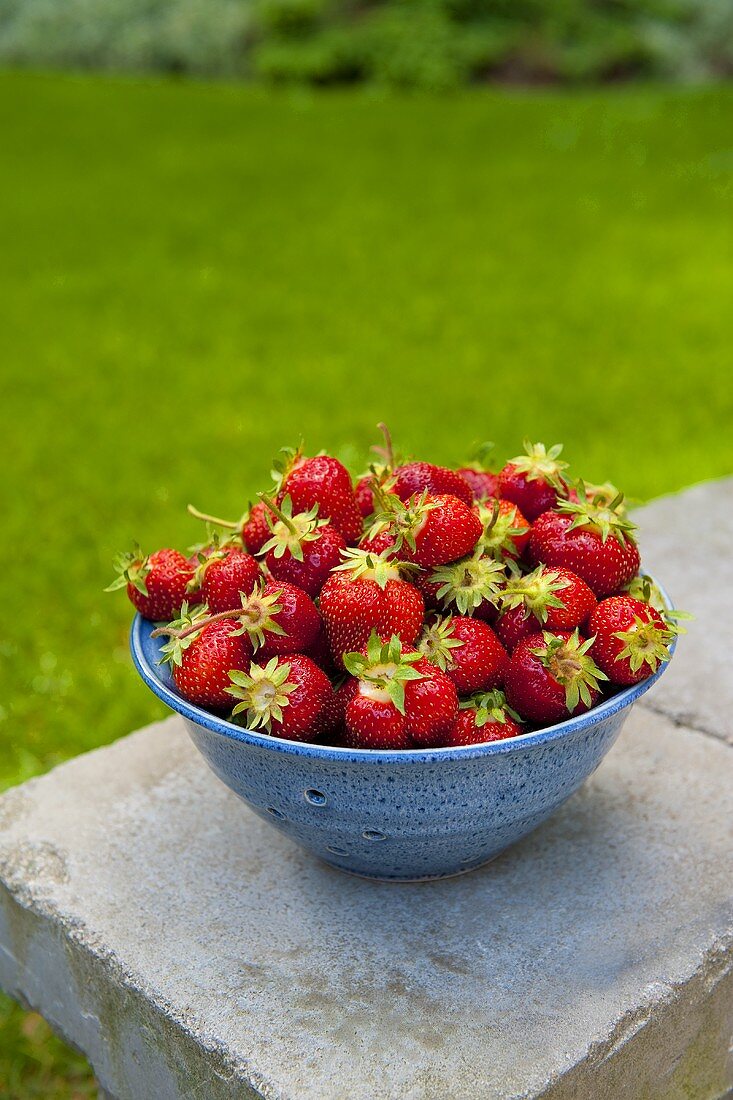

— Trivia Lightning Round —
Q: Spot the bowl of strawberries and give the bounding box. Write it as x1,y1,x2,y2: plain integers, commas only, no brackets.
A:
117,430,681,881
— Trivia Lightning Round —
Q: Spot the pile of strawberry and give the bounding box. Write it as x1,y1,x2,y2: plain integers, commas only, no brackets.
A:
109,431,681,750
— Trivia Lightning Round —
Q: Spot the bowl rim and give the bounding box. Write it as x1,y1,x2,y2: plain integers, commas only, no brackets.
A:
130,575,676,765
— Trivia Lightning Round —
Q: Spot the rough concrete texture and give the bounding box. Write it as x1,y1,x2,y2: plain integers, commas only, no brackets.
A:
634,477,733,744
0,707,732,1100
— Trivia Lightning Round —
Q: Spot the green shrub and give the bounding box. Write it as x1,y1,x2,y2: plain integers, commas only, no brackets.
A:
0,0,731,85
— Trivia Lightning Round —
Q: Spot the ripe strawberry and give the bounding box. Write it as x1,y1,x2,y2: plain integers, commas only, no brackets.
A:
443,690,523,746
417,552,506,619
255,581,322,659
106,546,194,621
359,528,397,556
476,498,531,560
529,496,640,597
355,475,377,518
419,616,507,694
190,541,261,613
455,441,498,503
498,442,569,521
241,501,272,554
588,596,676,685
495,564,596,652
319,549,424,666
374,492,482,569
392,462,473,506
274,449,363,544
157,608,252,709
457,468,500,503
258,494,346,598
227,654,334,742
344,634,458,749
504,630,608,724
153,581,321,661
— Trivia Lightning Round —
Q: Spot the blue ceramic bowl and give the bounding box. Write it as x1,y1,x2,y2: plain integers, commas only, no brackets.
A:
130,595,675,881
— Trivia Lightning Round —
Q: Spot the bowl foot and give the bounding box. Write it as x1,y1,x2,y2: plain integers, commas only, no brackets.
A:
319,853,501,883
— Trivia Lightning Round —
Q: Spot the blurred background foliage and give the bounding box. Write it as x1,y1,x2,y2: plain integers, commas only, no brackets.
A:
0,0,732,88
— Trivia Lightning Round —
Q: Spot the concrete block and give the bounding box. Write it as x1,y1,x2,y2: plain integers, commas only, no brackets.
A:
1,708,731,1100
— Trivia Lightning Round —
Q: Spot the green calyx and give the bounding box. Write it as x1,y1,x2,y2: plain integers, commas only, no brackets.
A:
463,440,495,472
269,443,303,494
613,617,677,674
621,575,692,634
531,630,608,712
476,499,528,559
430,553,506,615
557,480,638,546
157,602,212,667
508,441,568,489
233,583,286,650
460,689,522,729
105,544,151,596
499,564,570,623
258,494,324,562
343,632,424,715
368,489,438,555
332,547,411,590
418,617,464,671
584,481,627,515
227,658,295,731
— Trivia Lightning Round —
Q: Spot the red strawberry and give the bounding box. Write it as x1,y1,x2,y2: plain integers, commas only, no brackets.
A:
344,634,458,749
498,442,569,521
307,624,339,675
392,462,473,506
416,552,506,619
476,498,531,560
495,564,596,652
191,543,261,613
355,475,377,518
359,528,397,556
529,500,640,597
241,500,272,554
457,468,500,503
375,492,482,569
319,549,424,666
155,581,321,662
274,449,363,544
157,610,252,709
255,581,322,659
106,547,194,621
258,494,346,598
504,630,608,724
443,690,523,746
227,654,334,742
588,596,676,685
419,616,507,694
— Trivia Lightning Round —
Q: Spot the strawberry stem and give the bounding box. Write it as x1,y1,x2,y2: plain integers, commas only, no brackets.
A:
150,608,240,640
375,422,394,469
258,492,297,536
187,504,239,530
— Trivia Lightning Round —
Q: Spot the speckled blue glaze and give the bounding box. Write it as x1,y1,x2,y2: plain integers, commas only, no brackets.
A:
130,598,675,881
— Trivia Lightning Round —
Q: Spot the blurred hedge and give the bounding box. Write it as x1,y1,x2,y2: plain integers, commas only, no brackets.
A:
0,0,732,87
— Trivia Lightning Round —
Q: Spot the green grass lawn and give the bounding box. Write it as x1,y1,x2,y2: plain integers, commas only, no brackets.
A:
1,71,732,1094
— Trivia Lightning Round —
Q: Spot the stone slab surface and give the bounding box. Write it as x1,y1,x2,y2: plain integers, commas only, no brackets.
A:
1,708,732,1100
634,477,733,744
